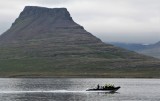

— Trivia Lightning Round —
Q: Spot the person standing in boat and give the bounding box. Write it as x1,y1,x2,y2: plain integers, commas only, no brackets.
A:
97,84,100,89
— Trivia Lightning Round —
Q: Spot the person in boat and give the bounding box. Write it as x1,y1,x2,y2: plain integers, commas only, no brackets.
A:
97,84,100,89
104,84,114,89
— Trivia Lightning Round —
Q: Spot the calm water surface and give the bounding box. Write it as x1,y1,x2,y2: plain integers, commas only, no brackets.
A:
0,78,159,101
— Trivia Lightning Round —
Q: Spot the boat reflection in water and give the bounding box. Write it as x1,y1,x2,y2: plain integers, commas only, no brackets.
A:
86,84,121,93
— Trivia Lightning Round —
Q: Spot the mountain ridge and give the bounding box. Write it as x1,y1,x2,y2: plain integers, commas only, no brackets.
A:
110,41,160,59
138,41,160,59
0,6,160,77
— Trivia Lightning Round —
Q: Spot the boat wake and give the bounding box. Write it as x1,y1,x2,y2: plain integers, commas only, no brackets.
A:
0,90,117,94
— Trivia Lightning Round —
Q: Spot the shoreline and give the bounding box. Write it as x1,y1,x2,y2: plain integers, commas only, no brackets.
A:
1,72,160,78
0,76,160,79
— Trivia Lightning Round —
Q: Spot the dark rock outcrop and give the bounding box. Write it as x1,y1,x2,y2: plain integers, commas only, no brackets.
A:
0,6,85,43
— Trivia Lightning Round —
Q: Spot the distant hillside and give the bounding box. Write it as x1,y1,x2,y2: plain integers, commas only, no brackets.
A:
138,41,160,59
0,6,160,78
109,42,147,51
110,42,160,59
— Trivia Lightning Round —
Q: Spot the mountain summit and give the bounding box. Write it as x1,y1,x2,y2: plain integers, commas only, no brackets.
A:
0,6,84,42
0,6,160,77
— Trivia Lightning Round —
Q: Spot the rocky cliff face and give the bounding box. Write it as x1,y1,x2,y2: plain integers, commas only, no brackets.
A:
0,6,85,42
0,6,160,77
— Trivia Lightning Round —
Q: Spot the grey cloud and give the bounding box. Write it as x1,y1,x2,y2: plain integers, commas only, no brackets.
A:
31,0,72,5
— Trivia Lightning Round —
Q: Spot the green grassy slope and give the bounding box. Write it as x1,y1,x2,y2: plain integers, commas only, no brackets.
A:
0,36,159,77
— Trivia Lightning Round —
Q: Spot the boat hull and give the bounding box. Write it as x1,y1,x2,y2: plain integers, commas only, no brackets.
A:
86,86,120,92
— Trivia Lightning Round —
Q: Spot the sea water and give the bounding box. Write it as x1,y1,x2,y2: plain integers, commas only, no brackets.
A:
0,78,159,101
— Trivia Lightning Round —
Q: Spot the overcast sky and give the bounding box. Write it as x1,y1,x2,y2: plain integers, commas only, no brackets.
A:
0,0,160,44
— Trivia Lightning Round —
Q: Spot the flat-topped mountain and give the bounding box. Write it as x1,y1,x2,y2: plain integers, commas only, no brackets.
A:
0,6,84,42
0,6,160,77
